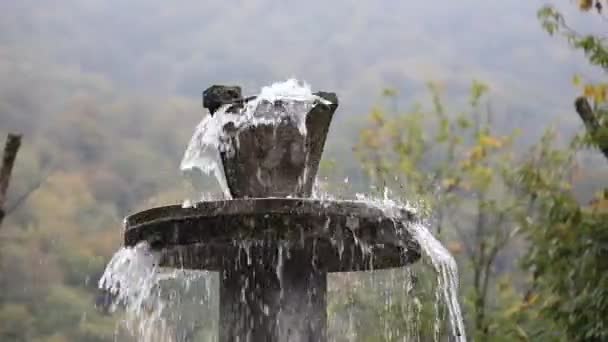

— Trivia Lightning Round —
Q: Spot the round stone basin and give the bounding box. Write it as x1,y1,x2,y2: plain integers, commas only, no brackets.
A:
124,198,421,272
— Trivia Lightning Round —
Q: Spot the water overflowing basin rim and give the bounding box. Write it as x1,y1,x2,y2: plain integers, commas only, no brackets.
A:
123,198,421,272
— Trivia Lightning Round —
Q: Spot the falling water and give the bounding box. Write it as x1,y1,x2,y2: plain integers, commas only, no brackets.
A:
101,197,466,341
354,190,466,341
99,242,166,340
180,79,328,198
100,79,467,341
407,222,466,340
99,243,217,341
311,186,466,340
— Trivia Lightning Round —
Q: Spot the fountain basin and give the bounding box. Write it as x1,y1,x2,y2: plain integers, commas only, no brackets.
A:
124,198,421,272
123,198,421,341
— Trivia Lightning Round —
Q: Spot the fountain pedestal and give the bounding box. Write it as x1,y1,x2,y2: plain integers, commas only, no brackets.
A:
219,244,327,341
125,199,420,342
122,85,421,341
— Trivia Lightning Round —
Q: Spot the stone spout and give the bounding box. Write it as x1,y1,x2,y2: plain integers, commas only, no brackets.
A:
202,85,338,199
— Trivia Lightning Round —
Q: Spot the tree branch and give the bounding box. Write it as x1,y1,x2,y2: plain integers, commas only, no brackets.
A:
0,133,22,227
575,96,608,161
4,167,52,216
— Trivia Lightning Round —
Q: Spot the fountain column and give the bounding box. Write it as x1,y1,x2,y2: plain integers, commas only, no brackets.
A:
219,244,327,341
211,86,336,341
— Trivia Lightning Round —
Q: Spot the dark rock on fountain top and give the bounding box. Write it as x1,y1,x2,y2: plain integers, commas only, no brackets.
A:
202,85,243,115
124,83,421,341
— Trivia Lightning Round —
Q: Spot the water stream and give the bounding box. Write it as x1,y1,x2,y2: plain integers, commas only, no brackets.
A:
319,188,467,341
99,243,218,341
180,79,327,199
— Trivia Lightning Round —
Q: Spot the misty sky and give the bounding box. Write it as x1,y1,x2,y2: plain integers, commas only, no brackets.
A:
0,0,602,151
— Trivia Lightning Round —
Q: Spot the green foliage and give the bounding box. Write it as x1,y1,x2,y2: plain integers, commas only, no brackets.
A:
512,132,608,341
356,77,608,341
528,201,608,341
0,81,204,340
533,4,608,338
538,5,608,70
328,269,445,342
0,2,606,339
356,82,536,339
0,303,35,341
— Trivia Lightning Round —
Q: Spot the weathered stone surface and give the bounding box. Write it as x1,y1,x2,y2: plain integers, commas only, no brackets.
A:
218,245,327,341
303,92,338,191
124,198,420,341
220,93,338,198
124,198,420,272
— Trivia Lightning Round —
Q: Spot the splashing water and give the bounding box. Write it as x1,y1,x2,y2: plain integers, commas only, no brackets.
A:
180,79,329,198
309,184,466,340
354,191,467,341
100,79,466,341
179,114,232,199
409,222,466,340
101,194,466,341
99,243,217,341
99,242,167,340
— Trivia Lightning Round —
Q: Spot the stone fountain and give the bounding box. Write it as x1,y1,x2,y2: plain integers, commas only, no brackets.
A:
121,84,422,341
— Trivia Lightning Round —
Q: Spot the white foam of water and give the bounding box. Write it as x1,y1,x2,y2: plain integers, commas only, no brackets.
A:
354,187,419,217
408,222,466,341
311,178,334,201
99,243,215,341
102,191,465,340
180,79,328,197
180,113,234,199
360,192,466,341
98,242,166,340
311,185,466,339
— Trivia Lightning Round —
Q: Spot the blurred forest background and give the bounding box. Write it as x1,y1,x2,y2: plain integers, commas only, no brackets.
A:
1,0,607,341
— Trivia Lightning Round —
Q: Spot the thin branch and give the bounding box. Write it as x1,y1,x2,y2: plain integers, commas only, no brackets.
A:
554,11,608,42
575,97,608,161
4,166,53,216
0,133,22,227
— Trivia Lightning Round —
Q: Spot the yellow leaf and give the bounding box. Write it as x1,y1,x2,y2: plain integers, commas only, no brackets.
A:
589,198,608,212
370,108,385,125
505,303,522,317
442,177,457,188
582,83,608,104
584,84,595,98
469,146,486,162
447,241,463,254
597,84,608,103
479,134,503,148
524,293,539,306
515,325,530,341
579,0,593,11
460,159,472,169
573,74,582,86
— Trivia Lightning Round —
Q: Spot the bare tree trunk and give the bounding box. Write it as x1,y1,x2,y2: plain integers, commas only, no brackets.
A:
0,133,22,227
575,97,608,161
